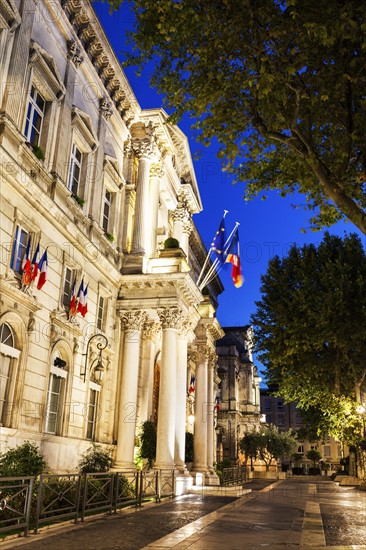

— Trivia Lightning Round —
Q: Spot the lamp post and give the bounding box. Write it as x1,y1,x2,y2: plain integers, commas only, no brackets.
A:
81,333,108,383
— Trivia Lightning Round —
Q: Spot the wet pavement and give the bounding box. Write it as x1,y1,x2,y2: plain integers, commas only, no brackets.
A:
2,478,366,549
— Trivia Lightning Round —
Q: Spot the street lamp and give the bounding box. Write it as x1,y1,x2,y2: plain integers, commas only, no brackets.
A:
81,333,108,383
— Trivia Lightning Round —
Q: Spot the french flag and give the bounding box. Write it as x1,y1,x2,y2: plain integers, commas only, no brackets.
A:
37,250,48,290
77,278,84,315
31,242,40,281
21,238,31,274
81,283,88,318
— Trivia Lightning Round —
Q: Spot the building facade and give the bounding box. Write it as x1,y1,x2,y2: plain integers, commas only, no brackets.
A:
0,0,224,486
260,389,344,472
215,326,262,463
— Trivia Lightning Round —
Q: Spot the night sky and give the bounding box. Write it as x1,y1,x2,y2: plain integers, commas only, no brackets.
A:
92,1,365,377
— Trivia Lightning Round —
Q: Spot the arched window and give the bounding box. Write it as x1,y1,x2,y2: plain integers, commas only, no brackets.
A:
0,323,21,426
44,351,68,435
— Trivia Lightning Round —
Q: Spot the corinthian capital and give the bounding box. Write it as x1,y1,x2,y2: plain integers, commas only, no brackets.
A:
120,310,147,331
143,321,160,340
157,307,183,330
150,163,164,178
132,137,157,160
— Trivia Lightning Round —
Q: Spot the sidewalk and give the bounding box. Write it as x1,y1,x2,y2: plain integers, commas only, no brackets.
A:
2,479,365,549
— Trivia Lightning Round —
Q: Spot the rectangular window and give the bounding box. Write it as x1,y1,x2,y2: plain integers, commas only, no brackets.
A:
277,400,284,410
324,445,331,457
0,355,11,424
277,414,285,425
86,388,98,440
62,267,73,308
24,86,45,146
298,445,304,454
264,399,271,410
45,373,64,434
102,190,112,233
97,296,105,331
67,143,83,196
10,225,29,274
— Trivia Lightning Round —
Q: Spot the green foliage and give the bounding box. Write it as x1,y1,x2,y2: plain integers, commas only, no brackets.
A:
78,444,113,473
31,143,45,161
306,449,322,467
185,431,194,463
240,426,297,471
291,453,303,465
139,420,157,468
164,237,180,249
105,232,115,242
0,441,48,477
72,194,85,207
251,233,366,442
109,0,366,234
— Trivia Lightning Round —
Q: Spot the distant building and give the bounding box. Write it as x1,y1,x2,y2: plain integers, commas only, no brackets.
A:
260,389,344,471
215,326,262,463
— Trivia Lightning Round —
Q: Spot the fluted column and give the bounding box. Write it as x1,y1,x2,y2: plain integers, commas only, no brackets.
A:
207,352,216,473
175,319,191,471
149,164,163,258
193,346,209,472
115,310,147,468
155,307,182,469
132,138,156,254
138,322,160,423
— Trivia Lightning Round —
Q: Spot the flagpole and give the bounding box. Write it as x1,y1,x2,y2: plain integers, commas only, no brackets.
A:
198,222,240,290
196,210,229,288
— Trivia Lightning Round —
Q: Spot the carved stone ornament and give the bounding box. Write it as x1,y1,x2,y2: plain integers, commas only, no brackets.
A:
120,310,147,331
143,321,160,340
208,350,218,369
67,41,84,68
182,219,193,236
99,97,113,119
157,307,183,330
150,163,164,179
179,317,193,338
195,345,210,364
132,137,157,160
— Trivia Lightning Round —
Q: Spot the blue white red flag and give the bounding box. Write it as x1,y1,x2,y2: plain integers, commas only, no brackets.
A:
225,229,244,288
31,242,40,281
37,250,48,290
189,374,195,394
81,283,88,318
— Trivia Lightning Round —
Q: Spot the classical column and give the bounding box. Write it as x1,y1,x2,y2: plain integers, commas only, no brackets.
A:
181,219,193,257
193,346,209,472
149,163,163,258
131,138,156,254
171,195,191,254
115,310,147,468
175,319,191,471
155,307,182,469
138,321,160,424
206,352,216,473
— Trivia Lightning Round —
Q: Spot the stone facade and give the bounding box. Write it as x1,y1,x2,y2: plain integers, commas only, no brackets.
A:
215,326,262,463
0,0,223,486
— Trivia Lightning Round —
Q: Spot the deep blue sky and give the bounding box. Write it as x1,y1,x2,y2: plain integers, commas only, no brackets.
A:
93,1,365,377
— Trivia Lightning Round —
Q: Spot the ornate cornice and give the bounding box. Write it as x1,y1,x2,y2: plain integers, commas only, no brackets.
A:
157,307,183,330
120,310,147,331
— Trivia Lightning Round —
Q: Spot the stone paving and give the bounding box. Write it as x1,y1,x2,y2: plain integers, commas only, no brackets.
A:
2,478,366,549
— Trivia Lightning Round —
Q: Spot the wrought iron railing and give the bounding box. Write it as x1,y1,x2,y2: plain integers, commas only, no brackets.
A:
0,469,176,538
222,467,248,486
0,477,34,536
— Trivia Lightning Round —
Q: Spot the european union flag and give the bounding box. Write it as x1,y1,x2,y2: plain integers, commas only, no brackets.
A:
211,217,226,263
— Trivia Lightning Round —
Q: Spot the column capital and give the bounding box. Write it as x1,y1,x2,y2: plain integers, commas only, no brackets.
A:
208,350,218,369
182,219,193,236
190,344,210,364
157,307,183,330
120,310,147,331
143,321,160,340
132,137,157,160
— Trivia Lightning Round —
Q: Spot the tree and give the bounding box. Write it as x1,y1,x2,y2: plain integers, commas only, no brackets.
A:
251,233,366,441
257,426,297,471
306,449,322,468
108,0,366,234
239,431,261,471
139,420,157,468
78,444,113,473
